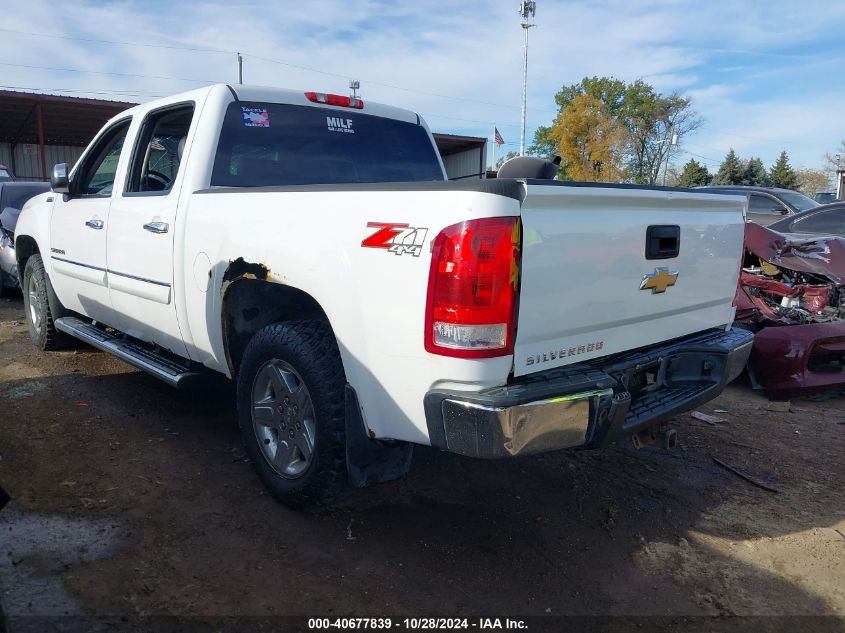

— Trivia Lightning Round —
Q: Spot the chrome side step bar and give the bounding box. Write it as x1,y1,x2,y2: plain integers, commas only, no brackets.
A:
55,316,200,388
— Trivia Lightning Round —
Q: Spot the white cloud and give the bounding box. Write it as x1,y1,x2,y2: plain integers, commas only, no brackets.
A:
0,0,843,168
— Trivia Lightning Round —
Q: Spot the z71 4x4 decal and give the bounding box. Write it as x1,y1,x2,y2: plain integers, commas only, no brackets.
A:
361,222,428,257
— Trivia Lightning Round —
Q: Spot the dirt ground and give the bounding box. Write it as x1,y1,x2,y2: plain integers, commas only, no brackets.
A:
1,293,844,631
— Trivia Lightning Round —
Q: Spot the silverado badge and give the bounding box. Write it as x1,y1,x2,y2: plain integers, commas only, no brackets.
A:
640,267,679,294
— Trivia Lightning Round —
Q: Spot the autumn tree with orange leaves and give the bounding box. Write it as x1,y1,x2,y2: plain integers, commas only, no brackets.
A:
548,94,629,182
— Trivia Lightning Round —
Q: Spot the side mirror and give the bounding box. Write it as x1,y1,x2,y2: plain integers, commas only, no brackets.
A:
50,163,70,194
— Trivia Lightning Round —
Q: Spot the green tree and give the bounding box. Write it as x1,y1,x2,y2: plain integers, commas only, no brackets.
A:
540,76,701,185
626,88,700,184
742,157,769,186
552,76,630,119
713,149,743,185
528,125,556,158
769,151,799,189
677,159,711,187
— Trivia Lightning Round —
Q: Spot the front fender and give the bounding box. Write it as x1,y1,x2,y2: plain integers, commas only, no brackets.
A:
14,192,54,271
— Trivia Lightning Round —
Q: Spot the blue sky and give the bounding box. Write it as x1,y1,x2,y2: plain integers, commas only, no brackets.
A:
1,0,844,173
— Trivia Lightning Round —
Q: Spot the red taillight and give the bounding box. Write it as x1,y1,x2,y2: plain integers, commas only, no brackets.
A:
425,217,521,358
304,91,364,109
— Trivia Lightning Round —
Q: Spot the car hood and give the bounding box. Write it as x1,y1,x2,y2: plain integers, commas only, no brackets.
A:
744,221,845,285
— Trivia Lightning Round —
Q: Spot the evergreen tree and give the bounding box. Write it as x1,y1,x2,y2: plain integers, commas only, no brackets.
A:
769,150,799,189
677,159,711,187
742,157,769,186
713,149,743,185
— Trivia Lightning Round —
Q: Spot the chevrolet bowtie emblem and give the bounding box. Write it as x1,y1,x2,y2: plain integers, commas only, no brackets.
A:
640,267,679,293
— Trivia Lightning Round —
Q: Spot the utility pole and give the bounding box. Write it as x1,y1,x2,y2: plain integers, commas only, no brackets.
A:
518,1,536,156
661,131,678,186
237,52,243,85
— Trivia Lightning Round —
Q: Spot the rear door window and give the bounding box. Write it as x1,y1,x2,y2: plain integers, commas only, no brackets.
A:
211,102,444,187
749,194,787,215
126,104,194,194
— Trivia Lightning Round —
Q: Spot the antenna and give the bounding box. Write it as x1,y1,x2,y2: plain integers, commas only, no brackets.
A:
518,1,537,156
519,1,537,23
349,80,360,99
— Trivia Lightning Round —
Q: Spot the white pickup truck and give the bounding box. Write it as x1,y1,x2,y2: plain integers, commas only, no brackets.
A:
15,84,752,508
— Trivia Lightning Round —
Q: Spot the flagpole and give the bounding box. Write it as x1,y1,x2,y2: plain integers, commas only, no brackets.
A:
491,124,497,173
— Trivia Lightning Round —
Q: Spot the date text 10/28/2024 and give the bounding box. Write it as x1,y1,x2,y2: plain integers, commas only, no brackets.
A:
308,618,528,630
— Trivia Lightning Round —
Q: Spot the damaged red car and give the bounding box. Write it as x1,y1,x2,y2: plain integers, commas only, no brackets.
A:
737,221,845,399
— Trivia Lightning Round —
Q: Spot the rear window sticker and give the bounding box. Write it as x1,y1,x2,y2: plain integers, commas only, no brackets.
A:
242,107,270,127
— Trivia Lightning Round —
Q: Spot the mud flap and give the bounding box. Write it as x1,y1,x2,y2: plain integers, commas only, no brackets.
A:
345,385,413,488
44,264,68,320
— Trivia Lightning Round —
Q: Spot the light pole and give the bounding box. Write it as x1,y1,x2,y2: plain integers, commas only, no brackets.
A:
518,1,536,156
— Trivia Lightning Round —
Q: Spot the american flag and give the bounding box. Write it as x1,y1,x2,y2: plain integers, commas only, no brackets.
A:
494,127,505,146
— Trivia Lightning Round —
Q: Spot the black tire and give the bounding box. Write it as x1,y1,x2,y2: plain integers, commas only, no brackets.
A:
237,320,347,509
22,253,69,350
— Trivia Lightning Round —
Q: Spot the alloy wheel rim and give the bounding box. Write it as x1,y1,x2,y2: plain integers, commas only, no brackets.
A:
28,275,42,333
250,359,316,479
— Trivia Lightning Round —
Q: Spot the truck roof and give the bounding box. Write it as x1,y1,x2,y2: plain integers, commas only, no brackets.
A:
112,83,422,127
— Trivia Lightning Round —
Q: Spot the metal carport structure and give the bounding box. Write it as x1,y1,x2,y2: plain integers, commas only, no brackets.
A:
0,91,134,181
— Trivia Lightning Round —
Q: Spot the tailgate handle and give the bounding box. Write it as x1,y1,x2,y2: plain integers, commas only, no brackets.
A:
646,225,680,260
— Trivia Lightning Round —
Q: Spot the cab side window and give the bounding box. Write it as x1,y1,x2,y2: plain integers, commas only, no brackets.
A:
126,104,194,194
76,120,131,196
749,194,786,215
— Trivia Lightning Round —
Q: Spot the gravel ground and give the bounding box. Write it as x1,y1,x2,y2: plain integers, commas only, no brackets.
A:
1,294,844,632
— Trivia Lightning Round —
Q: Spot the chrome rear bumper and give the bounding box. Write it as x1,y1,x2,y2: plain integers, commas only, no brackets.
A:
424,327,753,458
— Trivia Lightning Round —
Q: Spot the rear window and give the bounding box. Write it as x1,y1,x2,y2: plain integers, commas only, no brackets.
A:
211,102,444,187
778,190,819,212
791,205,845,234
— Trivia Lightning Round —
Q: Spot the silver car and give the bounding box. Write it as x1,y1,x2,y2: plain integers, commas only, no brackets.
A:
0,182,50,295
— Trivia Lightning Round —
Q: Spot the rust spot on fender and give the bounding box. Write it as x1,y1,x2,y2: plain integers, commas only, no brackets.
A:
220,258,272,375
221,257,270,290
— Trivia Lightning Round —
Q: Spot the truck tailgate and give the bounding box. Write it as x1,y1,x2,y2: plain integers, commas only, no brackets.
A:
514,182,745,377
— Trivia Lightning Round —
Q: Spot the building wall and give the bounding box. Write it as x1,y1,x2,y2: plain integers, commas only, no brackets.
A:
442,146,486,180
0,142,85,181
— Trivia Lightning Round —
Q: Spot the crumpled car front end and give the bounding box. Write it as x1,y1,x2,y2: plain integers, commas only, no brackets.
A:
738,222,845,399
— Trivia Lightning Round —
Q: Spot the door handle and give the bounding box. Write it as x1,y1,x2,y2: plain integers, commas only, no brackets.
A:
143,221,169,234
85,219,104,230
645,225,680,260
